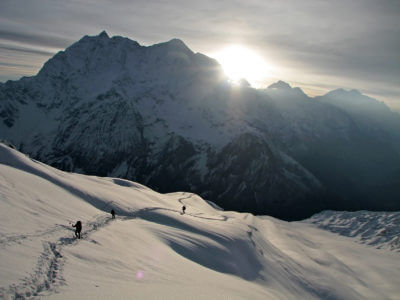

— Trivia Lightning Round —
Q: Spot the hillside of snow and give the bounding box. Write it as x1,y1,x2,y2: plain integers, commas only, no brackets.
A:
1,143,399,299
307,210,400,252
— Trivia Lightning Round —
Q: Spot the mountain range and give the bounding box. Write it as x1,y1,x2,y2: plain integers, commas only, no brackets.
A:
1,31,399,220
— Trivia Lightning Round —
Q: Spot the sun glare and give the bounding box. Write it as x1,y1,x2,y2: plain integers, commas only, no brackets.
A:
212,45,270,86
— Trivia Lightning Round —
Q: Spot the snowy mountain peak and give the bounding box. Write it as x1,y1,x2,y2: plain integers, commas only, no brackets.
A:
264,80,307,98
268,80,292,90
325,88,365,99
322,88,394,110
98,30,109,39
238,78,251,87
167,38,187,47
350,89,361,95
151,38,193,54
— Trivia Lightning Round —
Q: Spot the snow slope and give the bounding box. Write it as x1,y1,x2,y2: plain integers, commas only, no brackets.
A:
1,143,399,299
307,210,400,252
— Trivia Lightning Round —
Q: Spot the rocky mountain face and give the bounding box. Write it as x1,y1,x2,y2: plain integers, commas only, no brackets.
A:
1,32,399,220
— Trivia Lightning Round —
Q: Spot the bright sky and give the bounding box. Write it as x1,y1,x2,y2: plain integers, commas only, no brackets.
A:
0,0,399,111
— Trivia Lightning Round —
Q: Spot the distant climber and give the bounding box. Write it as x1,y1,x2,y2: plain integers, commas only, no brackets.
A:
182,205,186,215
72,221,82,239
111,209,116,219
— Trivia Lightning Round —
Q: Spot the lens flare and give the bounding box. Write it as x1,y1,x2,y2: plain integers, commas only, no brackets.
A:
136,270,144,279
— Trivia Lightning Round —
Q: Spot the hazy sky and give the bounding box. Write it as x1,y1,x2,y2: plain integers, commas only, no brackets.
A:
1,0,399,111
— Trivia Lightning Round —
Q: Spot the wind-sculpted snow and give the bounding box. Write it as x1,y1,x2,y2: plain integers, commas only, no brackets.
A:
1,144,400,299
307,210,400,252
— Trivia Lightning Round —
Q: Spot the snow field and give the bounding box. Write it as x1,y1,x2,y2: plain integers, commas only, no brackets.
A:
1,143,399,299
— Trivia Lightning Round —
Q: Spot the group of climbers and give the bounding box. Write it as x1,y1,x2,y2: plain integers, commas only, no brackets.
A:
72,206,186,239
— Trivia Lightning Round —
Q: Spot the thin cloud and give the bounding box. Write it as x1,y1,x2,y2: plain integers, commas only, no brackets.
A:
0,62,36,68
0,29,73,49
0,45,56,57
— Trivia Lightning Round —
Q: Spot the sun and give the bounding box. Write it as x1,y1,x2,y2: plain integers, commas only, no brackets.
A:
212,45,270,86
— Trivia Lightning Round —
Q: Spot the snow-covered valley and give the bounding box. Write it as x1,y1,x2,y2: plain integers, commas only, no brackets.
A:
1,143,399,299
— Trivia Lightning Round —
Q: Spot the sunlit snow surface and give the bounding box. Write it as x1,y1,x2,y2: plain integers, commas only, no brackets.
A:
306,210,400,252
0,143,399,299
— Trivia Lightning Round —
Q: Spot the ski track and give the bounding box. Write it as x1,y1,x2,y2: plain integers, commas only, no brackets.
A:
0,194,231,299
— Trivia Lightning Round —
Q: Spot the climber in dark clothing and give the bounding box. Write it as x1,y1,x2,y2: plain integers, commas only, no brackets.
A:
182,205,186,215
72,221,82,239
111,209,115,219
